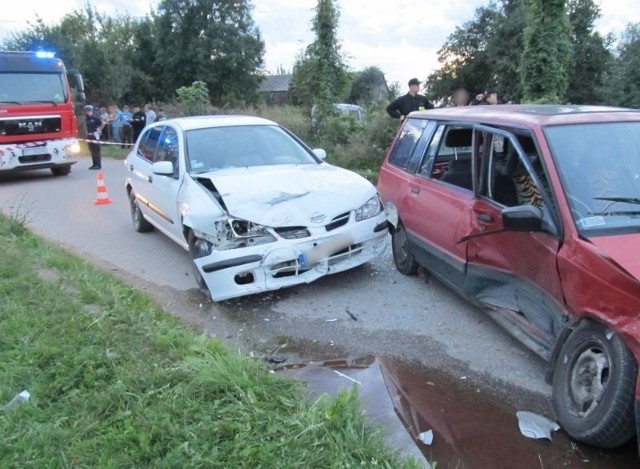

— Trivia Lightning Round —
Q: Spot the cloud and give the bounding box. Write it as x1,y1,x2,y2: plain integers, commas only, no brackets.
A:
1,0,639,89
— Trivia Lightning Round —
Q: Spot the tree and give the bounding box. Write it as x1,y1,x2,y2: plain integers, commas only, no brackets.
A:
289,0,351,111
154,0,265,106
2,6,147,105
426,0,610,105
567,0,611,103
348,66,389,104
425,2,520,104
602,23,640,108
520,0,572,103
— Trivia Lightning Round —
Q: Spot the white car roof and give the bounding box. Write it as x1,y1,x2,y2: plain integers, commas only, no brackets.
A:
162,115,278,131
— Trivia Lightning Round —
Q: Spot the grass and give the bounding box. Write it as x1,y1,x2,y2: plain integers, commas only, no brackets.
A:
77,140,130,160
0,213,421,468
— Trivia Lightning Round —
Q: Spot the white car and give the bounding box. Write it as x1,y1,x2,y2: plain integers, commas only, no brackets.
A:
124,115,388,301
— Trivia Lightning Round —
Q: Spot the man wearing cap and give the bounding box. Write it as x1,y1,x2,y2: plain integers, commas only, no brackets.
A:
471,89,499,105
85,105,106,170
386,78,434,120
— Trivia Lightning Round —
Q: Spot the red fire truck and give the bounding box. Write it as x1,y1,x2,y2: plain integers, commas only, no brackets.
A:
0,51,85,176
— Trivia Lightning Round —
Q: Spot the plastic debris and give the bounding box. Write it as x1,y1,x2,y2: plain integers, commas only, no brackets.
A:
418,430,434,445
326,318,338,322
345,308,358,321
2,390,30,411
516,411,560,441
333,370,362,385
571,442,590,462
264,356,287,364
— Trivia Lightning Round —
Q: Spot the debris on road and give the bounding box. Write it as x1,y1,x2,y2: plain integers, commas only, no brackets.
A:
345,308,358,321
418,430,434,445
516,411,560,441
570,441,590,463
333,369,362,385
1,390,30,411
264,356,288,364
326,318,338,322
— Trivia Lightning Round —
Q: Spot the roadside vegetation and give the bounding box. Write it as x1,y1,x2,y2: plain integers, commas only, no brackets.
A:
0,213,420,467
84,102,399,183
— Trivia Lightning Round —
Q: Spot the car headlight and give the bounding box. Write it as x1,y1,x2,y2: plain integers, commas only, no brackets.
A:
211,218,277,251
355,196,382,222
65,141,81,155
229,219,271,238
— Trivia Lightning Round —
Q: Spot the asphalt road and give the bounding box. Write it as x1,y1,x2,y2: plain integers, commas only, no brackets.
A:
0,155,550,402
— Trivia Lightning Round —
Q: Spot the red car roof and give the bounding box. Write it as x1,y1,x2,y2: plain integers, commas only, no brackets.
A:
409,104,640,127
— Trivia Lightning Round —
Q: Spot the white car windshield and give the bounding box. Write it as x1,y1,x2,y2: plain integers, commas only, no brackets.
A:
186,125,319,172
545,121,640,235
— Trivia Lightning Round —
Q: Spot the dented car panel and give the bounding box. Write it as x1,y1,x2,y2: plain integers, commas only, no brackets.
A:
378,105,640,450
124,115,387,301
183,164,388,301
193,210,387,301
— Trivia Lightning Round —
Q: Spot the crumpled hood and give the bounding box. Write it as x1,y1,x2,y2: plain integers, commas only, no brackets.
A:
590,234,640,280
198,164,376,227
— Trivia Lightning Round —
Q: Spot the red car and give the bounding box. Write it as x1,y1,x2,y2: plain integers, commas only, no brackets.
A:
378,105,640,451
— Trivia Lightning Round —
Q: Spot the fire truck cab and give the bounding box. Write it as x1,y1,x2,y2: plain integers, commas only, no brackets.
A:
0,51,84,176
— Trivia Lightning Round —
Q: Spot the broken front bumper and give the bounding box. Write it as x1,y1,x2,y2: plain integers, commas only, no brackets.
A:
192,212,389,301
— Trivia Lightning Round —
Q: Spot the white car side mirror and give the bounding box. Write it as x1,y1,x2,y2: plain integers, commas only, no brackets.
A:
152,161,174,176
313,148,327,160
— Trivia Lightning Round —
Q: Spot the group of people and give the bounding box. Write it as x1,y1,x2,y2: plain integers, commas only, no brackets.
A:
84,103,166,170
386,78,500,120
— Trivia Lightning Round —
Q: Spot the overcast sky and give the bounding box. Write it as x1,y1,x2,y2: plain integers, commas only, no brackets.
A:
1,0,639,88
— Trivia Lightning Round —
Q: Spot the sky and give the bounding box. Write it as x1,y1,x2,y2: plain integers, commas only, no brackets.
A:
1,0,639,88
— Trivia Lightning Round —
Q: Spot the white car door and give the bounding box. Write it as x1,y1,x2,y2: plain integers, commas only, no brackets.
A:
128,126,163,225
142,125,186,246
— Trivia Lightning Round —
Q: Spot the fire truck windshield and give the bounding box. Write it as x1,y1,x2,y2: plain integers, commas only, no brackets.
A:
0,72,67,104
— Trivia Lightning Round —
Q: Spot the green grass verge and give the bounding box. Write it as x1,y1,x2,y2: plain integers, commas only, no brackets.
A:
0,214,420,468
78,140,130,160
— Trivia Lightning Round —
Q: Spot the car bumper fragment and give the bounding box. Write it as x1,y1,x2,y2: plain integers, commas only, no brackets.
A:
202,254,264,273
374,221,391,233
193,212,388,301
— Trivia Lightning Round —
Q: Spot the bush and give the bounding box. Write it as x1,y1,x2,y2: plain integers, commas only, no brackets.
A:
176,81,210,116
144,100,399,180
315,104,399,176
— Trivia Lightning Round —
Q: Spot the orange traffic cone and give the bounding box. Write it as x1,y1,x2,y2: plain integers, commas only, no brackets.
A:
94,172,112,205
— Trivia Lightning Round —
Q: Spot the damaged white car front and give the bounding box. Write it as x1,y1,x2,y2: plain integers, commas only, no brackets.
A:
182,174,388,301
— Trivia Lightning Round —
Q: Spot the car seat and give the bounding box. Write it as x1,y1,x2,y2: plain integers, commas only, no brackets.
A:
441,128,473,190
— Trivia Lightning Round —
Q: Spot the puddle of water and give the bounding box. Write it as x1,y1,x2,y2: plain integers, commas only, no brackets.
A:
275,353,638,469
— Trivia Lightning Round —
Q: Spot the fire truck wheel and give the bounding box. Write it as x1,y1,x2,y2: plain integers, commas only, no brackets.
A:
51,166,71,176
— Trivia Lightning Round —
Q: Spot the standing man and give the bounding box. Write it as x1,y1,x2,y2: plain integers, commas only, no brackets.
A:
386,78,434,120
453,87,470,107
471,89,499,105
131,106,147,142
85,105,105,170
144,104,156,126
120,105,133,148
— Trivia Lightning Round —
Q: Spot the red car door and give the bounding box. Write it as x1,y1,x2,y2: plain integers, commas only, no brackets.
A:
463,127,565,357
401,124,477,289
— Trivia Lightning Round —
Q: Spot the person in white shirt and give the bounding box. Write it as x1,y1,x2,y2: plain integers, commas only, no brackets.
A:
144,104,156,126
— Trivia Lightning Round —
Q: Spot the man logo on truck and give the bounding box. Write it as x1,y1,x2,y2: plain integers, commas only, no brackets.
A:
0,50,85,177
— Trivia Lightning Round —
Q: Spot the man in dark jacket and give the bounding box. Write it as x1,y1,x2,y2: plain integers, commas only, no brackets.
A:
386,78,434,120
131,106,147,142
85,105,106,170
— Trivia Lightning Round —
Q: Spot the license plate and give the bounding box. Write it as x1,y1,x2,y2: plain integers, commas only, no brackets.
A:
22,147,48,157
298,233,353,267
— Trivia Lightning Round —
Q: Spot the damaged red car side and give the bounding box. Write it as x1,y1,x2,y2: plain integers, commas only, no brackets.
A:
378,105,640,451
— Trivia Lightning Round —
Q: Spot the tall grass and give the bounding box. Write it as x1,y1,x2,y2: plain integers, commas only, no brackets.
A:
0,214,419,468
